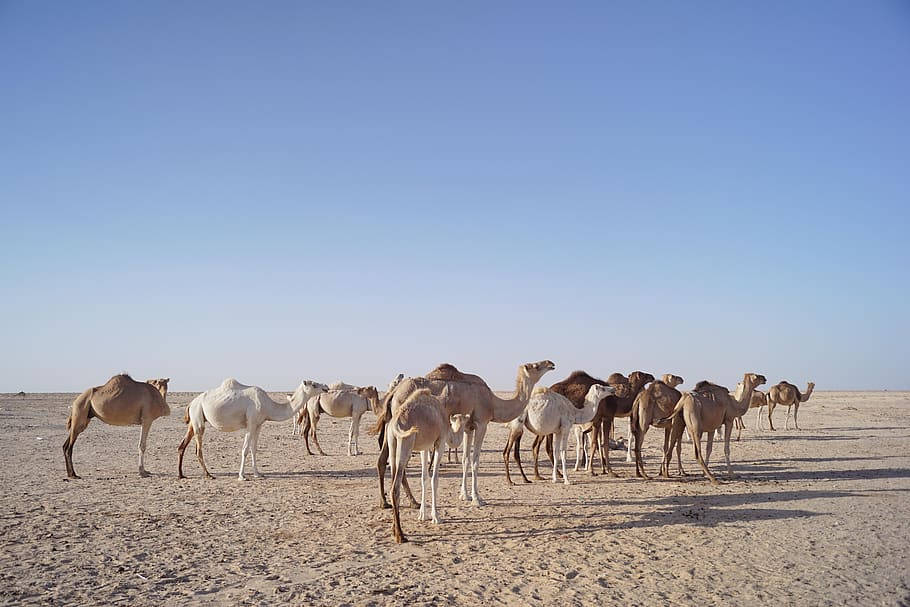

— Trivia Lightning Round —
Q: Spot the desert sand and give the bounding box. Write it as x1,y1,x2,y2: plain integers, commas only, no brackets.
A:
1,389,908,605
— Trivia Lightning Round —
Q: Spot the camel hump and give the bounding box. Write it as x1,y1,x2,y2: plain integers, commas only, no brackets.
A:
425,363,483,383
220,378,247,391
607,372,629,385
779,381,802,400
562,370,600,384
693,380,728,393
402,388,433,408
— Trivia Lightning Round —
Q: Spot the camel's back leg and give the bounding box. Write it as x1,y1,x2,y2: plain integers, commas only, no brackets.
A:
309,410,327,456
513,432,531,483
177,424,195,479
63,390,94,479
193,423,215,479
377,423,391,509
531,434,545,480
793,403,800,430
688,423,718,485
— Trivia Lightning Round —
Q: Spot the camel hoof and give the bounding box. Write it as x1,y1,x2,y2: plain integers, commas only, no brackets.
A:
432,516,442,524
139,470,151,478
379,500,391,510
237,476,249,482
471,497,485,507
523,479,532,484
564,480,571,486
205,474,215,480
417,511,426,521
458,491,469,501
395,536,408,544
67,474,81,480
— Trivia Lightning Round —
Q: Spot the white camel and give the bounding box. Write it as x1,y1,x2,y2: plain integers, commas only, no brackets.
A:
503,384,614,485
290,380,329,436
178,378,305,480
299,386,380,456
387,389,453,543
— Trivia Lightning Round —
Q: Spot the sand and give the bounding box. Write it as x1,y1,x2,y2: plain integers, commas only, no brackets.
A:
1,389,908,605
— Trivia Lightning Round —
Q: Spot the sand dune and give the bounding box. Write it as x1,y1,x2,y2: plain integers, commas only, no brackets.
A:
1,390,908,605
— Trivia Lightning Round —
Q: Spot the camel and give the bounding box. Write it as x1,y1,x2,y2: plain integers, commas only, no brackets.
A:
329,381,357,391
387,389,454,543
372,360,555,509
503,383,614,485
630,373,685,479
562,371,653,476
659,373,767,485
177,378,305,480
768,381,815,430
290,380,329,436
63,373,170,479
298,386,380,456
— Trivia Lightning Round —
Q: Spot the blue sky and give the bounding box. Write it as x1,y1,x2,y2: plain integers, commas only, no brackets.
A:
1,2,908,391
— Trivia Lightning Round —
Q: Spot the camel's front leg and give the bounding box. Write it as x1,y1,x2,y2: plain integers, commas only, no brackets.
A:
573,426,583,471
557,431,570,485
351,411,363,455
138,420,152,477
793,404,801,430
723,421,735,477
459,428,473,501
469,423,487,506
756,405,764,431
705,430,714,466
238,432,251,481
430,447,442,523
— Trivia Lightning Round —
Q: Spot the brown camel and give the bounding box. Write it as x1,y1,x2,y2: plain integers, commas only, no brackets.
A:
371,360,555,509
576,371,653,476
768,381,815,430
659,373,767,485
63,373,170,478
630,373,685,479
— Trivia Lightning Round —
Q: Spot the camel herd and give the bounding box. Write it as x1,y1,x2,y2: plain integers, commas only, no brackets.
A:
61,363,815,543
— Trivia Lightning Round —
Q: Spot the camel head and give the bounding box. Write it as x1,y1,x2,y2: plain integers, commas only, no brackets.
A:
147,378,170,398
745,373,767,388
357,386,382,415
520,360,556,385
289,380,328,409
628,371,655,392
387,373,405,394
661,374,684,388
586,383,615,402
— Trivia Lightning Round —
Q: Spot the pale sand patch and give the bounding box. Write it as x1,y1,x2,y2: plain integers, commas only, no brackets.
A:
1,390,908,605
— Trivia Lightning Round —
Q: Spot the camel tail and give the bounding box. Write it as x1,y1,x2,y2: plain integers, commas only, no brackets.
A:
183,406,190,424
368,389,396,437
392,422,420,440
655,394,686,426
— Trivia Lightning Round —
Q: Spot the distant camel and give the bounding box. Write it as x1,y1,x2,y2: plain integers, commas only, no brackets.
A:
768,381,815,430
177,378,304,480
63,373,170,479
298,386,380,456
290,380,329,436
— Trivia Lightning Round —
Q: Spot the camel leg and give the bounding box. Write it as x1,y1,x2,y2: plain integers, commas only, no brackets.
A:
417,451,428,521
793,403,801,430
705,430,715,466
690,427,719,485
249,425,264,478
177,425,194,479
310,412,327,456
351,411,362,455
626,417,634,463
768,402,776,431
724,421,735,477
659,427,670,478
531,434,544,480
137,420,152,477
551,433,559,484
237,432,251,480
735,416,742,442
377,427,390,508
469,422,487,506
459,427,472,501
634,421,651,480
514,433,531,483
756,405,764,431
390,433,408,543
194,425,215,479
301,413,315,455
63,395,93,479
430,447,442,523
558,430,570,485
502,433,515,486
602,417,616,477
574,426,583,471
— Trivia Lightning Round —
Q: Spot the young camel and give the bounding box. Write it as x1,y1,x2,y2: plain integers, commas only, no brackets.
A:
177,378,305,480
387,389,453,543
372,360,555,509
630,374,685,479
290,380,329,436
298,386,380,456
768,381,815,430
503,383,615,485
63,373,170,478
659,373,767,485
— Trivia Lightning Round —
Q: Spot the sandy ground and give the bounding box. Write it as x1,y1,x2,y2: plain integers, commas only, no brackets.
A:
1,389,908,606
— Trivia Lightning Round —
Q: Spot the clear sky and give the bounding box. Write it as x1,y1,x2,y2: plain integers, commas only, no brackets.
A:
1,2,908,392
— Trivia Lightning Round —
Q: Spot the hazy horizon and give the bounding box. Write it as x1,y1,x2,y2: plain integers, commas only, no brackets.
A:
2,3,908,392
